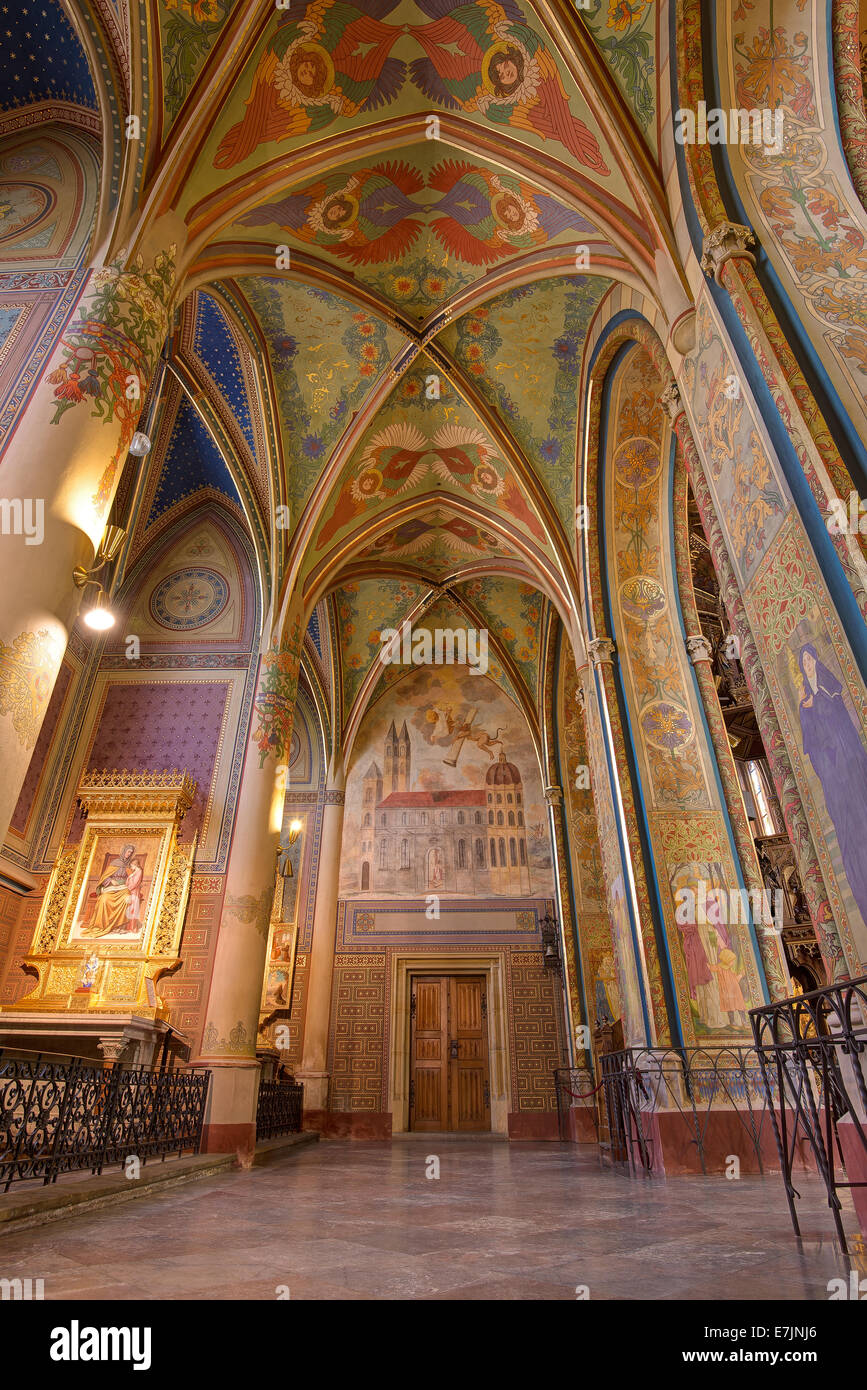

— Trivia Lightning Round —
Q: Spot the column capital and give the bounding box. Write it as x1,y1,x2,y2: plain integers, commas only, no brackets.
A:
543,785,563,807
686,633,714,665
659,381,683,424
97,1036,129,1063
700,221,757,285
588,637,616,667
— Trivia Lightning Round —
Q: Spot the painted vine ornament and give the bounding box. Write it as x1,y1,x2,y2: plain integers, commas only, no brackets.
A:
252,615,304,766
0,627,62,749
47,247,176,513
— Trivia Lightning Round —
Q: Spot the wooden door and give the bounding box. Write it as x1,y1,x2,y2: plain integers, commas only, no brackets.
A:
409,975,490,1131
409,976,448,1131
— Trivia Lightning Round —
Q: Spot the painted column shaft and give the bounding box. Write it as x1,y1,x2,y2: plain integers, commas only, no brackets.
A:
298,784,345,1114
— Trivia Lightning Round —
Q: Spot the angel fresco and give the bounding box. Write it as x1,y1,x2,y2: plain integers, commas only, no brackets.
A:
429,160,594,265
214,1,405,169
409,0,609,175
238,163,425,266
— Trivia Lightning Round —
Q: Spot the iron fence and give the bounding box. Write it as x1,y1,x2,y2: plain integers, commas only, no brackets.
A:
750,975,867,1251
598,1045,778,1174
553,1068,600,1142
256,1079,303,1141
0,1051,211,1191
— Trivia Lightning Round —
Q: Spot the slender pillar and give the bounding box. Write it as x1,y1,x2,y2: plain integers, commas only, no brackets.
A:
199,606,304,1158
297,755,345,1122
0,225,179,841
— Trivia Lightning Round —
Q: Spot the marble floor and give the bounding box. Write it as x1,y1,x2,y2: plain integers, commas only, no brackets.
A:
0,1140,862,1300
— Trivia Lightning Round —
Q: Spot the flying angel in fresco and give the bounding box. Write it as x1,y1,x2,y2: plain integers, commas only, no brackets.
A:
238,163,425,266
429,159,596,265
214,1,405,169
409,0,609,175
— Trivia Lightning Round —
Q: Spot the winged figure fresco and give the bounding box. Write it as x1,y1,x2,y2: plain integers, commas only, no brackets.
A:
429,159,595,264
409,0,609,175
214,0,405,168
238,162,425,265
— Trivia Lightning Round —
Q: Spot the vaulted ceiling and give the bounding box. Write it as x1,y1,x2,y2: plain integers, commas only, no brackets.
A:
5,0,678,752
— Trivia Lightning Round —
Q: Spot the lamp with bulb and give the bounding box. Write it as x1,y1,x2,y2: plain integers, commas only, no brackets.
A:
73,524,126,632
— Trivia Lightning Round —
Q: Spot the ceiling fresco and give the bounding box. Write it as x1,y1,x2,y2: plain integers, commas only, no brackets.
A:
157,0,230,126
354,503,515,579
434,273,610,531
234,277,404,529
334,576,428,718
305,353,553,580
227,143,606,322
0,1,98,111
453,574,545,704
578,1,657,149
143,390,243,533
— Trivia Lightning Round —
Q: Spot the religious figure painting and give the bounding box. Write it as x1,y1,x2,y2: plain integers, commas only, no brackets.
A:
69,834,161,944
794,641,867,931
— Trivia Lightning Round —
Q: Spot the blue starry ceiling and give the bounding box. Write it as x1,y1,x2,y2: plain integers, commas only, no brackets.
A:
147,396,241,527
307,608,322,658
192,292,256,458
0,1,98,111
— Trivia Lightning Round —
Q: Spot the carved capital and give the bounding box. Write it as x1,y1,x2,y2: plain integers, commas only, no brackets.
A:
543,785,563,807
588,637,616,667
686,634,714,665
700,222,757,285
659,381,683,425
97,1036,129,1063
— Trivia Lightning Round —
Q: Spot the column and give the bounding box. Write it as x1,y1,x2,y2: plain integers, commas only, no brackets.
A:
296,754,345,1122
543,783,577,1067
198,606,304,1158
0,221,180,841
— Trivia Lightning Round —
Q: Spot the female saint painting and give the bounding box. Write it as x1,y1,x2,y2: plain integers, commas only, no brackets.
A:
73,842,149,940
797,644,867,925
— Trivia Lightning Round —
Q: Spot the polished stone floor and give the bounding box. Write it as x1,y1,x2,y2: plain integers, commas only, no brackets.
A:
0,1140,862,1300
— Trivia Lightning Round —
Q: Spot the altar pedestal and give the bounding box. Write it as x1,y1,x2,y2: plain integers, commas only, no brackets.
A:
0,1011,190,1067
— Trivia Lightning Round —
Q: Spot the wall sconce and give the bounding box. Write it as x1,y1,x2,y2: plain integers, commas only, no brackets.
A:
73,525,126,631
275,819,303,878
539,909,562,973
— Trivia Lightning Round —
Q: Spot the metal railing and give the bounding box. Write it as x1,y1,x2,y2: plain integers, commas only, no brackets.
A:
553,1068,600,1142
0,1051,211,1191
256,1079,303,1141
599,1045,778,1174
751,975,867,1251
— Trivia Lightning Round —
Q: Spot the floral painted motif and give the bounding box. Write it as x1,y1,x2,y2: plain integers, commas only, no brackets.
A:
252,615,303,766
0,628,62,749
581,0,656,136
48,248,175,513
161,0,229,121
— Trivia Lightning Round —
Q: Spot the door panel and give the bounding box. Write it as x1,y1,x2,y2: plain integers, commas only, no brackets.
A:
409,974,490,1132
409,976,448,1131
449,976,489,1131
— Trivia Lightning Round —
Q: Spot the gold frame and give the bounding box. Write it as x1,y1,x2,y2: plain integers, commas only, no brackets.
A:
5,770,197,1021
260,922,298,1015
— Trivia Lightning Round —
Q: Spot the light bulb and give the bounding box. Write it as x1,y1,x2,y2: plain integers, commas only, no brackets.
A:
82,591,115,630
129,431,151,457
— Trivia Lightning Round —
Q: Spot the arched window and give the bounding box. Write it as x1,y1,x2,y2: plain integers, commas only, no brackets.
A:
420,812,428,826
519,839,526,865
496,793,502,805
509,837,517,865
489,838,496,865
457,810,464,825
457,840,466,868
379,841,388,870
508,811,515,826
380,814,387,826
475,811,481,824
364,787,372,803
518,811,524,827
475,838,485,867
497,810,504,826
363,813,371,827
498,837,506,867
400,839,410,869
488,809,494,825
507,792,513,803
517,792,522,805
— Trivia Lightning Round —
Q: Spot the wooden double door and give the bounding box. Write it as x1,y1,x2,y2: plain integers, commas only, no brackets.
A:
409,974,490,1132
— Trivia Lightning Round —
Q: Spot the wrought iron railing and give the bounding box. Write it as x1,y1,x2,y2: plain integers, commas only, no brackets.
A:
0,1051,211,1191
599,1045,778,1174
256,1079,303,1141
750,975,867,1251
553,1068,600,1142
